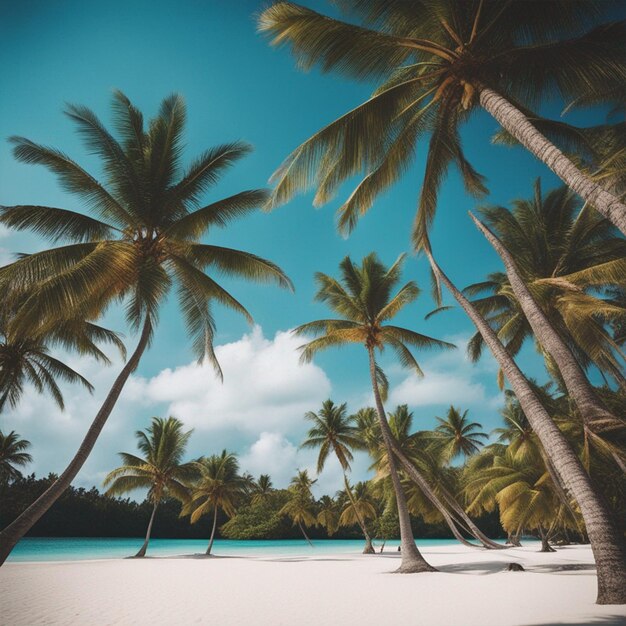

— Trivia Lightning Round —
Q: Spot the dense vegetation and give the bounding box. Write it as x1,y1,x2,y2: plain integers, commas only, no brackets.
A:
0,472,502,542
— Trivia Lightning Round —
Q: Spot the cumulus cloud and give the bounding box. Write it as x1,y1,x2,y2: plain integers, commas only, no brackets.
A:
132,326,332,435
3,326,332,489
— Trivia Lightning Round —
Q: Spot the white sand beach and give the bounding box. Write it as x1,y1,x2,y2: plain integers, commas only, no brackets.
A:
2,544,625,626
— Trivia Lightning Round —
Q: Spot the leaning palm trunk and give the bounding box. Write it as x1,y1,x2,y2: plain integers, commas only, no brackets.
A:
343,474,375,554
135,501,159,558
206,506,219,555
478,85,626,236
298,521,314,547
0,319,152,566
471,213,621,426
368,347,436,573
424,245,626,604
389,448,503,550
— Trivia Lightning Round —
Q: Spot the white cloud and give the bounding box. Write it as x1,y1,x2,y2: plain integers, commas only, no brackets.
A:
134,326,331,434
3,326,333,490
386,334,502,409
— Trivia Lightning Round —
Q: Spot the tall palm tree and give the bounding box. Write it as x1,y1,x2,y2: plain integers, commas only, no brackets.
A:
0,297,124,412
433,406,488,463
0,91,292,565
103,416,196,557
259,1,626,601
295,253,454,572
0,431,32,483
373,404,500,549
469,210,624,427
258,1,626,238
465,183,626,388
182,450,246,556
280,470,318,546
301,398,375,553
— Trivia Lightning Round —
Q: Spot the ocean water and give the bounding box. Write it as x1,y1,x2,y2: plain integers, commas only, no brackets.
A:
8,537,462,562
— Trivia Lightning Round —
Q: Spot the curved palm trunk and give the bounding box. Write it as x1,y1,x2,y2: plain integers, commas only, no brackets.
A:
424,246,626,604
298,521,314,547
135,500,158,558
471,213,620,427
342,474,375,554
367,347,436,573
206,506,219,555
0,318,152,566
437,486,505,550
478,86,626,236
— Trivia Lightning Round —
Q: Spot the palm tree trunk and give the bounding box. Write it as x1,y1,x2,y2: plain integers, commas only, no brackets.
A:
478,85,626,236
342,473,375,554
367,346,436,573
206,506,219,555
539,526,556,553
298,521,314,547
0,318,152,566
423,245,626,604
470,213,620,426
135,500,158,558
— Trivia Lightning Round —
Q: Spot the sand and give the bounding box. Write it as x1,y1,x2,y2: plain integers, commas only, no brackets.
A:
1,544,625,625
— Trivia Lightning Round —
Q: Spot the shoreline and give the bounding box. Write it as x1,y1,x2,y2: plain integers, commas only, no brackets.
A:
2,544,625,626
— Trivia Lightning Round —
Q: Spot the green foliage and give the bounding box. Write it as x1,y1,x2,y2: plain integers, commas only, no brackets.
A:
258,1,625,248
103,416,196,505
0,91,292,380
0,431,32,483
463,180,626,387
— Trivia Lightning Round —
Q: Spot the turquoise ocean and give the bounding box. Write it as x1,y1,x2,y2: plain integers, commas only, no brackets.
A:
8,537,462,562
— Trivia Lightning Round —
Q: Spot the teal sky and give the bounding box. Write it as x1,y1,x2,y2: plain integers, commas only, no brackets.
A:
0,1,617,493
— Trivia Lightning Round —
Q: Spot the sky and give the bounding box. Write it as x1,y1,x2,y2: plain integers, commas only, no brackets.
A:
0,1,616,496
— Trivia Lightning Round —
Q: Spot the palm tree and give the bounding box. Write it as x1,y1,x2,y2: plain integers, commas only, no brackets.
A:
372,404,500,550
0,91,292,565
465,447,577,553
0,431,32,483
103,416,196,557
301,398,375,553
250,474,274,506
182,451,246,556
464,182,626,388
295,253,454,572
280,470,318,546
258,1,626,238
338,481,377,532
433,406,488,463
259,2,626,600
0,297,125,412
317,494,339,537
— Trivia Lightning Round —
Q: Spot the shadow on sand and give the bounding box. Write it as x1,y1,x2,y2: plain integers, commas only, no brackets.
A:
518,617,626,626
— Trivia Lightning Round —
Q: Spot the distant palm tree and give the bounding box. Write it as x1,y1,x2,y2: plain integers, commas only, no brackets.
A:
316,495,339,537
251,474,274,506
434,406,488,463
183,450,246,556
0,298,124,412
280,470,317,547
0,430,32,483
104,416,196,557
295,253,454,572
0,91,292,565
338,481,377,531
301,399,375,553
